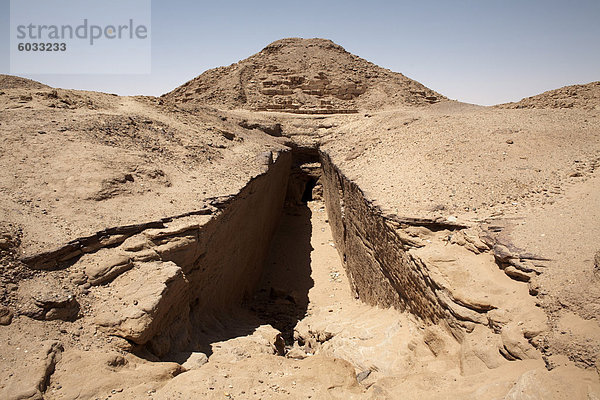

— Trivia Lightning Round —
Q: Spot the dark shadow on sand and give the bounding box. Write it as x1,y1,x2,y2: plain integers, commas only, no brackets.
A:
245,204,314,343
162,204,315,362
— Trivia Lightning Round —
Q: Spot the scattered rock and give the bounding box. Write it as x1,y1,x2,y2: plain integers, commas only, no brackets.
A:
0,237,11,250
504,265,532,282
449,228,490,254
356,369,371,383
254,325,286,356
31,288,79,321
0,305,13,325
181,352,208,370
528,276,541,296
499,81,600,110
286,346,308,360
493,244,516,263
69,271,87,285
500,323,540,361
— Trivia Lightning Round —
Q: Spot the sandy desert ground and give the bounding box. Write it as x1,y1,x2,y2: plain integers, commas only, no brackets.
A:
0,38,599,399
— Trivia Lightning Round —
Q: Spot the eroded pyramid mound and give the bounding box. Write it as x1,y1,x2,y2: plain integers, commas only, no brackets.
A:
498,81,600,110
163,38,445,113
0,74,49,90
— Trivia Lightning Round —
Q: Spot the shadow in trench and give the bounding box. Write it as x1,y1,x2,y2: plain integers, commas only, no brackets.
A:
168,203,315,362
161,151,318,361
244,204,314,344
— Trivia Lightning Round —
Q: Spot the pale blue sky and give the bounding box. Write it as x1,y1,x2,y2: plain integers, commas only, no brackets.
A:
1,0,598,105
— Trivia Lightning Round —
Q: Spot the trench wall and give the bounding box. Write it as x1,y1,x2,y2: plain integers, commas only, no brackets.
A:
190,152,292,310
320,151,448,324
149,150,293,354
67,150,294,356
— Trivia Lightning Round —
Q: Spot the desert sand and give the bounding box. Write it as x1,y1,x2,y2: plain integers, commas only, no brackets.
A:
0,38,599,399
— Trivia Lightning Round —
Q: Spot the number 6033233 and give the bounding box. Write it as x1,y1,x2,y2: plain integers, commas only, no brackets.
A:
17,42,67,51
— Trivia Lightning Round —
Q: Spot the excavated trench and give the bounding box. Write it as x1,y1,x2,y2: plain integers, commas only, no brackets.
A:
243,146,322,344
155,144,482,357
161,146,326,357
3,138,558,400
188,144,547,361
13,142,544,368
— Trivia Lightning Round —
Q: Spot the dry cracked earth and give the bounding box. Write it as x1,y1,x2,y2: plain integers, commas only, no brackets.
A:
0,38,599,399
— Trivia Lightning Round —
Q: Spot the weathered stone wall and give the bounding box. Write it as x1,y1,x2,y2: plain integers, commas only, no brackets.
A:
320,152,447,323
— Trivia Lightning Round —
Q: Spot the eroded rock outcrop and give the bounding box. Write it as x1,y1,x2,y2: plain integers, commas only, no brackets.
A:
94,261,188,345
48,350,183,399
0,341,63,400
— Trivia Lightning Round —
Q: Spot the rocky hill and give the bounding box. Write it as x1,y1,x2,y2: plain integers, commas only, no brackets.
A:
498,81,600,110
163,38,445,113
0,74,49,90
